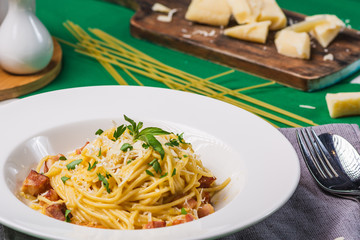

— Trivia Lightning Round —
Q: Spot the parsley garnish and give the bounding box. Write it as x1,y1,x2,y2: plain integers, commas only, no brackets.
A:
142,134,165,159
171,168,176,177
97,147,102,157
113,124,126,141
127,159,133,164
181,207,187,215
66,159,82,170
183,155,188,158
149,159,161,174
97,173,111,193
165,139,179,147
160,172,168,178
59,156,67,161
177,133,187,144
142,143,149,149
65,209,72,222
61,176,70,184
87,161,98,171
145,169,154,176
123,115,169,159
120,143,133,152
95,129,104,135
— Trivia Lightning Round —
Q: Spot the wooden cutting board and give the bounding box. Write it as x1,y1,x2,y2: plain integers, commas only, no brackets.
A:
108,0,360,92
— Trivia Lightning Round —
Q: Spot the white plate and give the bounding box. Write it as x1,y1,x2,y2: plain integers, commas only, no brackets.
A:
0,86,300,240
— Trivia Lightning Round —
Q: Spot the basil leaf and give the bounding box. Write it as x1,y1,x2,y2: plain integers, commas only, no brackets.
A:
98,173,111,193
66,159,83,170
181,207,187,215
171,168,176,177
87,161,98,171
120,143,133,152
145,169,154,176
65,209,72,222
61,176,70,184
113,125,126,140
59,156,67,161
97,148,102,157
138,127,170,139
142,143,149,149
95,129,104,135
141,134,165,159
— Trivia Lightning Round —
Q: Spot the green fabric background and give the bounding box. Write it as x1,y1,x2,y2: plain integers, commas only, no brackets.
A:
28,0,360,128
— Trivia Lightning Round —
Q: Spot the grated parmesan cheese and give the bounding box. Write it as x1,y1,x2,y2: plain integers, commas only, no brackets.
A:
299,104,316,109
323,53,334,61
156,8,178,23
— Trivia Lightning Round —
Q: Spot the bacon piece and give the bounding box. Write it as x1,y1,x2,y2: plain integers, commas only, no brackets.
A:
44,154,64,173
143,220,166,229
21,170,51,196
45,203,67,221
198,176,216,188
172,214,195,225
40,189,60,206
76,141,89,155
197,203,215,218
201,191,211,204
183,198,197,209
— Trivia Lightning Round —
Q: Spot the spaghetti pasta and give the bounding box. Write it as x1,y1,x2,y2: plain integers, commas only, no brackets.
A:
20,116,230,229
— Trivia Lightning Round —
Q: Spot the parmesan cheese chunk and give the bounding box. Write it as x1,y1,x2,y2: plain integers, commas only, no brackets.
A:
224,20,271,43
285,16,328,33
227,0,262,24
185,0,231,26
258,0,287,30
152,3,171,13
275,30,310,59
305,14,345,48
326,92,360,118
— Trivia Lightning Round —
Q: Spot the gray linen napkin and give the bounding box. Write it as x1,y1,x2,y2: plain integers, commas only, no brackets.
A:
1,124,360,240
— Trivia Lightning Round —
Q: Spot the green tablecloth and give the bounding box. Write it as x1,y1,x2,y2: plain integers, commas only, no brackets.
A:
29,0,360,128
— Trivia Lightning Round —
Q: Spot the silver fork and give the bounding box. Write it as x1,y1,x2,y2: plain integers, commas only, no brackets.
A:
296,128,360,200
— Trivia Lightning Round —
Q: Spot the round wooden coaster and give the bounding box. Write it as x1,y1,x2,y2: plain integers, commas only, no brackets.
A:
0,37,62,101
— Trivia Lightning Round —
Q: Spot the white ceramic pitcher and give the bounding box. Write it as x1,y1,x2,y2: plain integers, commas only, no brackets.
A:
0,0,53,75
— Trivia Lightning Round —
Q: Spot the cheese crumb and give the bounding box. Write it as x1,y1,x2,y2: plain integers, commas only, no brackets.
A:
157,8,177,23
323,53,334,61
152,3,171,13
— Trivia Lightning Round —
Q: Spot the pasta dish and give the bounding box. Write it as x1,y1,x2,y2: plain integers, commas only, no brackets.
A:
20,115,230,229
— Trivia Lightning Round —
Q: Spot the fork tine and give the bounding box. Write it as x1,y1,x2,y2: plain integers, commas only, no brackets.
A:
308,129,339,178
296,128,328,179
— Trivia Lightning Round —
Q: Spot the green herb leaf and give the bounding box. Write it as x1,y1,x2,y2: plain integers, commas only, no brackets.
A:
120,143,133,152
61,176,70,184
97,147,102,157
141,134,165,159
66,159,83,170
171,168,176,177
95,129,104,135
98,173,111,193
142,143,149,149
87,161,98,171
177,133,188,144
65,209,72,222
59,156,67,161
165,138,179,147
124,115,143,138
127,159,133,164
183,155,188,158
138,127,170,139
148,159,161,174
181,207,187,215
113,124,126,140
145,169,154,176
106,172,112,179
160,172,168,178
